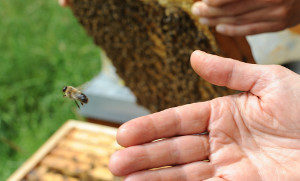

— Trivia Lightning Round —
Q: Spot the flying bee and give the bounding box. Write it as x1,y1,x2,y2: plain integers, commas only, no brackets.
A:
62,86,88,109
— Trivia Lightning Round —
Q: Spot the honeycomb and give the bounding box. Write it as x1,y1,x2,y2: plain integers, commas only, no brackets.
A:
69,0,254,112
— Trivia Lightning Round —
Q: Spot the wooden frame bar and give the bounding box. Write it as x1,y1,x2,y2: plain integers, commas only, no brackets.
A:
8,120,118,181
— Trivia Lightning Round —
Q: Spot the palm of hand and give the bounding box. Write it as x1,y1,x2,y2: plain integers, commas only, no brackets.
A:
208,91,300,180
109,51,300,180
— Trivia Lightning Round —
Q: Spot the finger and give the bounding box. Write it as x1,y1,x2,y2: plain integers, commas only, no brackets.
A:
109,135,210,176
204,177,226,181
190,51,267,95
216,21,285,36
124,161,213,181
117,102,211,147
199,6,285,26
192,1,268,18
203,0,239,7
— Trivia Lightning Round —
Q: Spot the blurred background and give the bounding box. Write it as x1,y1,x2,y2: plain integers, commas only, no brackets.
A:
0,0,101,179
1,0,300,180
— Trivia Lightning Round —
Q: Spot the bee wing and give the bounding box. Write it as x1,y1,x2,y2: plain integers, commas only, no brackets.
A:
76,93,86,100
72,91,88,104
72,91,82,99
76,82,91,92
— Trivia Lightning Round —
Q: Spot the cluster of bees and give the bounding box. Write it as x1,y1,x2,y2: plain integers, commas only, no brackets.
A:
67,0,240,112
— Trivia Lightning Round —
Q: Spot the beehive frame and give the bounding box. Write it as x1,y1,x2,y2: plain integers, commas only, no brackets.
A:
69,0,255,112
8,120,119,181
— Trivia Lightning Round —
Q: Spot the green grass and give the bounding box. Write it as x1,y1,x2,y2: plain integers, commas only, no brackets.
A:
0,0,101,179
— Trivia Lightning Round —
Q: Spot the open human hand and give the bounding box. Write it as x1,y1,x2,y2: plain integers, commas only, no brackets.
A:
192,0,300,36
109,50,300,180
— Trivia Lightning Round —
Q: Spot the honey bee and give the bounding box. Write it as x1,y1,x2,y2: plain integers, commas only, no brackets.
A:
62,86,88,109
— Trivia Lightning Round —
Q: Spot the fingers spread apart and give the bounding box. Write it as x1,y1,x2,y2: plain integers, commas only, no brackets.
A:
199,5,288,26
192,0,290,35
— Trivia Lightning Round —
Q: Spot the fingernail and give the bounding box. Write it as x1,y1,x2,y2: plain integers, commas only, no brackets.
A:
216,25,226,33
199,18,209,25
192,50,205,57
191,4,200,15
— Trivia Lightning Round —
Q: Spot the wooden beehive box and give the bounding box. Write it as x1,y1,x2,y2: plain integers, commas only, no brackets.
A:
8,120,121,181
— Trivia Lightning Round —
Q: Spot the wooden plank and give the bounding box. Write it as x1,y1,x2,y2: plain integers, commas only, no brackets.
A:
8,121,74,181
57,138,113,156
87,118,121,128
67,129,115,146
68,120,117,136
8,120,118,181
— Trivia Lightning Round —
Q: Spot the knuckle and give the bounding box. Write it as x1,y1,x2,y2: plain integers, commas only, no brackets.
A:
277,7,289,21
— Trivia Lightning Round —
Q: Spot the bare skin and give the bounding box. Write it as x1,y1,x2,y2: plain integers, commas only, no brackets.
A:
191,0,300,36
109,51,300,180
59,0,300,36
58,1,300,179
58,0,69,7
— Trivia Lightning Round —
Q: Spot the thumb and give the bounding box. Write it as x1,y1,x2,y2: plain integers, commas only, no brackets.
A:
190,50,265,96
